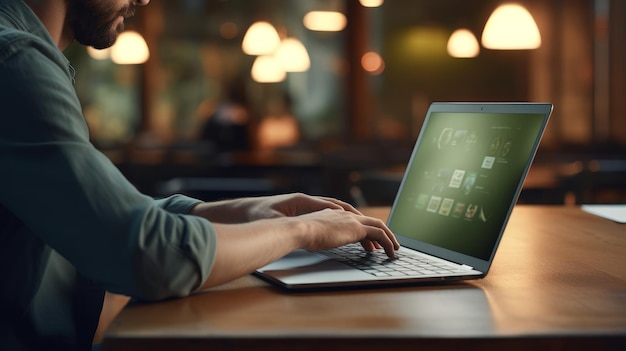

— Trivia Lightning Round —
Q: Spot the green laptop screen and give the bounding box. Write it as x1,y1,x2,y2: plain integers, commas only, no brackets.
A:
388,111,546,261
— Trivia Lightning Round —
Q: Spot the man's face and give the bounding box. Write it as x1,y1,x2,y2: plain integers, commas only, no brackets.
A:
67,0,141,49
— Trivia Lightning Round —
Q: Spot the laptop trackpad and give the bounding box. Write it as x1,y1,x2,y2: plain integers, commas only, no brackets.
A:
257,249,375,284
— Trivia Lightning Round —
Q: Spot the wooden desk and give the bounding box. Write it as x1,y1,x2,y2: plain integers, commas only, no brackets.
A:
103,206,626,351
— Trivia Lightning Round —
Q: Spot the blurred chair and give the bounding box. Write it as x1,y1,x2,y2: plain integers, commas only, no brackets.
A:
518,160,581,205
561,159,626,204
349,169,403,208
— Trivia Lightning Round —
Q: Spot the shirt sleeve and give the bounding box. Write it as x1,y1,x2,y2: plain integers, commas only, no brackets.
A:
154,194,203,214
0,33,217,301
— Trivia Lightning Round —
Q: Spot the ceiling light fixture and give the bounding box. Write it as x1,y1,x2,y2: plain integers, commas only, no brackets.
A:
275,38,311,72
111,31,150,65
447,29,480,58
242,21,281,55
303,11,347,32
481,3,542,50
251,56,286,83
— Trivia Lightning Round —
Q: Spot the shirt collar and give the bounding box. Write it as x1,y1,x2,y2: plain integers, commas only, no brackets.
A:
0,0,73,79
0,0,53,44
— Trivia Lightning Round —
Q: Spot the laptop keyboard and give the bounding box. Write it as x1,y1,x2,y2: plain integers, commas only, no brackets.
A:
326,244,468,277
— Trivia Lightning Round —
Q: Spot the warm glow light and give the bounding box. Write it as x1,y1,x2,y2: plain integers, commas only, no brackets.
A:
257,115,300,150
303,11,347,32
219,22,239,39
361,51,385,75
86,46,111,60
251,56,286,83
275,38,311,72
481,3,542,50
110,31,150,64
242,21,281,55
401,26,449,60
447,29,480,58
359,0,384,7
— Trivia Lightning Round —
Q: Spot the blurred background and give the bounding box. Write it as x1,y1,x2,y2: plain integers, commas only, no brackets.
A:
64,0,626,206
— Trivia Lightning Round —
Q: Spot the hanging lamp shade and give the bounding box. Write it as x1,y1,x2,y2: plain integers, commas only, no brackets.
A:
447,29,480,58
275,38,310,72
481,3,541,50
303,11,347,32
251,56,286,83
242,21,281,55
110,31,150,64
359,0,384,7
86,46,111,60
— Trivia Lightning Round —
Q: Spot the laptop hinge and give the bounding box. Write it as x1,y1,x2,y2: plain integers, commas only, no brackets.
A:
460,264,474,271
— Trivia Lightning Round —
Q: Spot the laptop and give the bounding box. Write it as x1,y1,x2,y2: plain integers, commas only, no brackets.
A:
255,102,553,290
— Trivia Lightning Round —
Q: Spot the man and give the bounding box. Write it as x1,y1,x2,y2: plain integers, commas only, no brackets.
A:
0,1,399,350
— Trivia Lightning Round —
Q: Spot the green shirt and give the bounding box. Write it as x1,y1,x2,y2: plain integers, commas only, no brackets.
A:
0,1,217,349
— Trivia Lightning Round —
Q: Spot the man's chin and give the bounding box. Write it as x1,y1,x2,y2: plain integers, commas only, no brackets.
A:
79,33,117,50
91,26,123,49
89,42,113,50
88,19,124,48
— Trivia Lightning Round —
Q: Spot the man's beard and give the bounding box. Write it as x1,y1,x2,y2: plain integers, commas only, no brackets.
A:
67,0,135,49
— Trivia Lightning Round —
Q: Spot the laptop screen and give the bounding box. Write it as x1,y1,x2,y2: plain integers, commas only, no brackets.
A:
388,103,550,265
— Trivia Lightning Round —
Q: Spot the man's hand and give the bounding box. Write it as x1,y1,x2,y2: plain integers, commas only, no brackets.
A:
198,207,399,290
294,208,399,258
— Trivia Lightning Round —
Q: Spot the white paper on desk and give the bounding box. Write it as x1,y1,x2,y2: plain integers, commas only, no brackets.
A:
581,205,626,224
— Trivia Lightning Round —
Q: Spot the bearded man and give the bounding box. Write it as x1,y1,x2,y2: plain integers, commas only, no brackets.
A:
0,1,399,350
